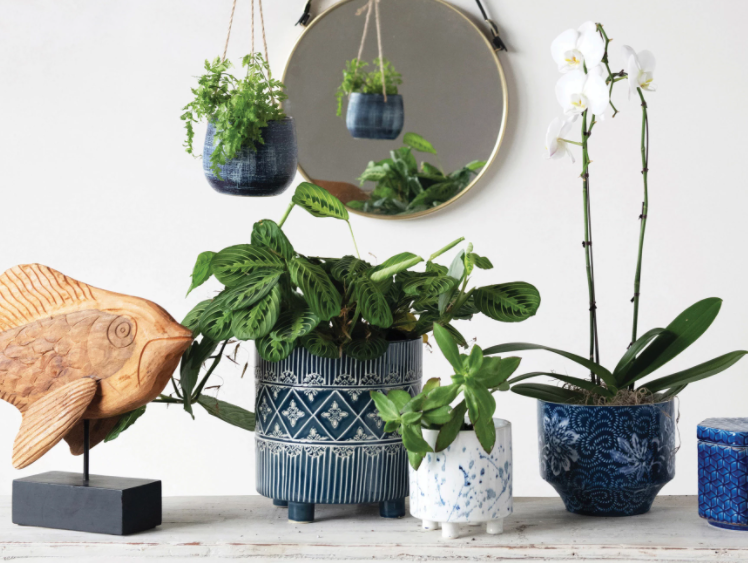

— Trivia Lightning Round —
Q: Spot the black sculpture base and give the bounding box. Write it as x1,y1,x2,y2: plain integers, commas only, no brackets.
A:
12,471,161,535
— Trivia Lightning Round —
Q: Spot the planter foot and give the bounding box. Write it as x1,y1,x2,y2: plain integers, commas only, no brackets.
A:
441,522,460,539
288,502,315,523
379,498,405,518
422,519,440,531
486,519,504,535
273,499,288,508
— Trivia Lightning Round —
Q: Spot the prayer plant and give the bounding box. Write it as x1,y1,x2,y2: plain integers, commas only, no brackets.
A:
335,57,402,116
351,133,486,215
371,324,521,470
492,22,747,405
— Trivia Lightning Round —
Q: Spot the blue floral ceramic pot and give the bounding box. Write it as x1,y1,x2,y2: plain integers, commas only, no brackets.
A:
254,339,421,523
538,400,676,516
346,93,404,140
202,117,297,196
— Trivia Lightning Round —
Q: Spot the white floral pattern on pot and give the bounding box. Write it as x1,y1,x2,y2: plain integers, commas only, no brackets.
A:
409,418,512,539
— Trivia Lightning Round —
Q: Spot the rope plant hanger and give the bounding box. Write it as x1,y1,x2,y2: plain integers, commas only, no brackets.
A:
336,0,404,140
181,0,297,197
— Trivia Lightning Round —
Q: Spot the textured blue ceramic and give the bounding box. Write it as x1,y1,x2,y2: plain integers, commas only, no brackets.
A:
346,93,404,140
255,339,421,522
698,418,748,531
538,400,676,516
202,117,297,196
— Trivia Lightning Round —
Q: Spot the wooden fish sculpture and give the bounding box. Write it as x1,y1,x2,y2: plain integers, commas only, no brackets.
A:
0,264,193,469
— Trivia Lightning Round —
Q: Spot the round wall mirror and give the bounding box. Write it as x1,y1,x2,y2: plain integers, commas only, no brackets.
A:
284,0,507,219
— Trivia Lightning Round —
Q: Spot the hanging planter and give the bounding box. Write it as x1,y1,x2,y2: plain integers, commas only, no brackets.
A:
182,0,297,196
335,0,404,140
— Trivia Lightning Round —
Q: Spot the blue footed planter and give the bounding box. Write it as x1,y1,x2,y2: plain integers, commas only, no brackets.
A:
255,339,422,523
203,117,297,197
538,400,676,517
698,418,748,531
346,93,404,140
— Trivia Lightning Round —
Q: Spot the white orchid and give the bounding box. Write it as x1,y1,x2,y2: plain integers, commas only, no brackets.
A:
555,69,610,120
622,45,656,98
551,21,605,73
545,117,575,163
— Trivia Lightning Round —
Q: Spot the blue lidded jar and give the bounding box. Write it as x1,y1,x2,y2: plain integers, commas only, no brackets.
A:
698,418,748,531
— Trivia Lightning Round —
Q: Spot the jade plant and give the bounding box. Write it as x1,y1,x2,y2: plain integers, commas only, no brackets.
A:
147,182,539,430
335,57,402,116
485,22,747,405
181,53,287,177
371,324,521,469
350,133,486,215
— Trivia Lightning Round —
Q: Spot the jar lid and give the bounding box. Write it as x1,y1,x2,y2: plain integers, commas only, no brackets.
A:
698,418,748,446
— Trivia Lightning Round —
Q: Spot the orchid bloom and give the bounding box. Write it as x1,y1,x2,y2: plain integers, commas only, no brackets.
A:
550,21,605,73
555,69,610,120
545,117,575,163
622,45,656,98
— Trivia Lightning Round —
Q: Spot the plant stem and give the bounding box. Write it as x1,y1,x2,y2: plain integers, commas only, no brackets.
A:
347,220,361,259
278,202,295,227
153,395,181,404
631,87,649,350
581,110,601,383
596,23,620,117
560,138,583,146
192,340,229,400
429,237,465,261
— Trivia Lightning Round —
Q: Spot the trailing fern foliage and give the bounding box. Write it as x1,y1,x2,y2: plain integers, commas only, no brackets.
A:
335,57,402,116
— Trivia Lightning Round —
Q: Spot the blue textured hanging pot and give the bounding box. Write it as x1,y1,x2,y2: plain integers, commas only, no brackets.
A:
538,400,676,517
254,339,421,523
346,93,404,140
202,117,297,196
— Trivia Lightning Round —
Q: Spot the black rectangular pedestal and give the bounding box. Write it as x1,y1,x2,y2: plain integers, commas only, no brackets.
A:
12,471,161,535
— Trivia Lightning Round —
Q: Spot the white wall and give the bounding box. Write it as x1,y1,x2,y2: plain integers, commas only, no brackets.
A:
1,0,747,498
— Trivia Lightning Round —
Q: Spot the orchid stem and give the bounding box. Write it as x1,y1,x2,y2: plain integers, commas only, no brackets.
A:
631,87,649,362
560,138,583,146
596,23,620,117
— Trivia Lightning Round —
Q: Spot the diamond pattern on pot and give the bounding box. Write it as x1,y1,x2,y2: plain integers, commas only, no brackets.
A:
318,393,356,438
281,399,306,428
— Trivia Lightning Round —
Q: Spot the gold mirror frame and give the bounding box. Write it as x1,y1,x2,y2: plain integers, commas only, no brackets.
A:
283,0,508,220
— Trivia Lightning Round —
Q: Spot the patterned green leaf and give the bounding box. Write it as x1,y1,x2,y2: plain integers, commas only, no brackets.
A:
256,335,296,362
474,282,541,322
199,297,234,341
289,257,342,321
354,276,393,328
231,285,281,340
182,299,212,336
105,406,147,443
331,255,372,282
187,251,215,295
403,132,437,155
402,274,456,297
301,330,340,359
211,244,284,287
222,269,282,310
369,252,424,282
345,335,389,361
197,396,256,431
251,219,295,261
467,253,493,271
292,182,349,220
270,308,320,341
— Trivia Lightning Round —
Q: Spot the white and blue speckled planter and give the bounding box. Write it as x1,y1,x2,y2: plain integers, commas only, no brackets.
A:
409,419,512,539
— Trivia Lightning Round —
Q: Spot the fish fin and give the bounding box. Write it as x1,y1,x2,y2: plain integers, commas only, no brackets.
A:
0,264,97,332
12,378,98,469
64,415,121,456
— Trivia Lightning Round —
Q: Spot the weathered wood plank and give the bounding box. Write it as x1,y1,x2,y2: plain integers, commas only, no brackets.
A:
0,496,744,561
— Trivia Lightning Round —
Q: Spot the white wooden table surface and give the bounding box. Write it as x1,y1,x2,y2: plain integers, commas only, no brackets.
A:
0,495,745,562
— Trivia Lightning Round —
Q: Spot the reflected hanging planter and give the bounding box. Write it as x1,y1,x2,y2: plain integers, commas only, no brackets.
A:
346,93,404,140
203,117,298,197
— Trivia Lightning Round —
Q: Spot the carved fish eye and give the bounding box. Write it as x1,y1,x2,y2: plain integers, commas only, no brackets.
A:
108,316,136,348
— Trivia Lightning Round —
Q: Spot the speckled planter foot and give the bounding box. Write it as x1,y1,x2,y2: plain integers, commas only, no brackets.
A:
409,419,513,539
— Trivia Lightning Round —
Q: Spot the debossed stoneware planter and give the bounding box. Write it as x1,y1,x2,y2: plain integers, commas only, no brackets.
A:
409,419,513,539
203,117,297,196
346,93,404,140
255,339,421,523
538,400,676,517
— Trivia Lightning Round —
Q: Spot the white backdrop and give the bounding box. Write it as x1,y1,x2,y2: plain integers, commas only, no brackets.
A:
1,0,747,497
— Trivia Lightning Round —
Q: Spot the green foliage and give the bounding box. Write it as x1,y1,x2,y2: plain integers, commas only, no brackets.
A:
181,53,287,178
371,325,522,470
335,57,402,116
105,406,147,443
486,298,747,404
354,134,487,215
